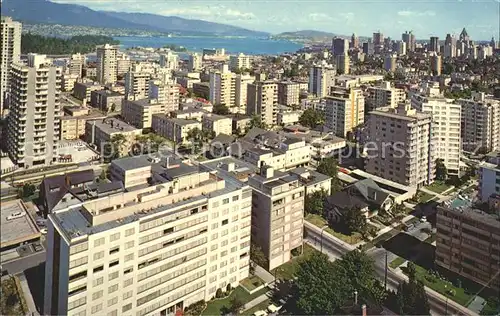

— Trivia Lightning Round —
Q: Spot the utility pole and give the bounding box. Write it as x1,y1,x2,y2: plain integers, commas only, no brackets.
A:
384,250,388,290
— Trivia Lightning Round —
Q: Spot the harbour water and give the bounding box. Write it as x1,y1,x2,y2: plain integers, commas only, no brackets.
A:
114,36,303,55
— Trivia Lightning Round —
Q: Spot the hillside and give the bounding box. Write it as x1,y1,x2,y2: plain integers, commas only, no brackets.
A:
276,30,338,39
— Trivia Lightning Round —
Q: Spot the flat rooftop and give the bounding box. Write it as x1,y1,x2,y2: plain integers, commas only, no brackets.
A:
112,155,153,171
1,200,41,249
90,117,140,134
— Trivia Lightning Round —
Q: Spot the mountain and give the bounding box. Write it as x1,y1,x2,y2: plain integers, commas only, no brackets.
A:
101,12,269,37
2,0,268,37
276,30,339,39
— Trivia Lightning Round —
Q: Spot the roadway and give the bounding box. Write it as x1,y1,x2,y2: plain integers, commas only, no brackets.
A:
305,222,477,316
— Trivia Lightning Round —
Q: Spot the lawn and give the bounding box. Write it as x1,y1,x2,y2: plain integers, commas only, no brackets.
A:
1,276,27,316
202,286,269,316
415,192,436,203
271,244,320,281
389,256,406,269
242,299,271,315
240,275,266,292
425,181,452,194
305,214,363,245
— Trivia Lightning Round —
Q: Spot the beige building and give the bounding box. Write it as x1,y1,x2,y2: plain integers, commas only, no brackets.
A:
187,53,202,72
61,74,79,92
309,65,336,98
60,107,105,140
247,81,278,127
44,156,252,316
366,81,406,111
6,54,61,168
96,44,118,84
90,89,124,113
478,160,500,202
1,16,22,116
457,92,500,153
436,205,500,292
73,82,104,103
202,114,232,136
172,108,206,122
68,53,85,77
384,55,397,72
85,117,141,155
209,66,236,110
125,71,151,100
430,53,442,76
248,165,304,270
324,86,365,138
148,80,180,113
243,138,311,171
336,54,350,75
235,73,254,113
277,81,301,106
365,103,435,187
121,99,170,129
159,52,179,70
229,53,251,71
152,114,201,144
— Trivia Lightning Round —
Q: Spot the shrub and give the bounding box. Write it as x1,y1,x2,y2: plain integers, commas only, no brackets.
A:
184,300,206,316
226,284,232,293
215,288,223,298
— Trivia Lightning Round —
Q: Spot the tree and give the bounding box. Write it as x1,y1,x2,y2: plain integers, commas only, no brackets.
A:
299,108,324,128
229,296,245,314
343,207,368,234
103,134,127,162
248,115,267,130
250,242,267,268
21,184,36,198
395,263,430,315
317,158,342,192
215,288,223,298
213,103,230,115
435,158,448,181
305,189,328,215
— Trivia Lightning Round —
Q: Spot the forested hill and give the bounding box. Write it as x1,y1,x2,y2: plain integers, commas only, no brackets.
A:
21,34,120,55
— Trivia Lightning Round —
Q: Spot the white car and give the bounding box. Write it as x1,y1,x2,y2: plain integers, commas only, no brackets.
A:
40,228,48,235
6,211,26,221
267,304,282,313
253,311,268,316
420,216,427,222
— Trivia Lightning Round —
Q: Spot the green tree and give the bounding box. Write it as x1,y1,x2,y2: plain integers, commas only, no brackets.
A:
21,184,36,198
299,108,324,128
435,158,448,181
213,103,230,115
21,34,119,55
103,134,127,162
305,189,328,215
248,115,267,130
343,207,368,234
396,263,431,315
317,158,342,192
229,296,245,314
250,242,267,268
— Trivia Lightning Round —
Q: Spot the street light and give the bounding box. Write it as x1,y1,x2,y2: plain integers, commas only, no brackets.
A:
320,225,328,253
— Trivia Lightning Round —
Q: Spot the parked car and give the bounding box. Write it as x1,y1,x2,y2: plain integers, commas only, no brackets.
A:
6,211,26,221
420,216,427,222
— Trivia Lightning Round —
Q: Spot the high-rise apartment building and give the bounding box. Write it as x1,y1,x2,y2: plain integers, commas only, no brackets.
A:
336,54,350,75
96,44,118,84
308,65,336,98
277,81,300,106
148,80,180,111
429,36,440,52
394,41,407,55
116,52,132,77
366,81,406,111
159,52,179,70
7,54,61,168
435,205,500,292
44,156,252,316
324,86,365,138
209,65,236,109
188,53,202,72
1,16,22,116
365,103,435,187
235,73,254,113
430,53,442,76
229,53,251,71
68,53,85,77
247,81,278,127
478,160,500,202
458,92,500,153
125,71,152,101
411,84,461,175
384,55,397,72
443,44,456,58
332,37,349,56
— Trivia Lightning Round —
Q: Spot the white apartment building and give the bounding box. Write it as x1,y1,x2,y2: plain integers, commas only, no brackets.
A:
365,103,436,188
6,54,61,168
44,158,252,316
121,99,169,129
411,84,461,175
235,73,254,113
202,114,232,136
152,115,201,144
395,41,407,55
149,80,180,111
366,81,406,111
96,44,118,84
117,52,132,77
247,81,278,127
308,65,336,98
209,66,236,109
457,92,500,153
478,161,500,202
243,138,310,171
229,53,251,71
187,53,202,72
68,53,85,77
125,71,151,101
1,16,22,116
62,74,79,92
324,86,365,138
277,81,300,107
160,52,179,70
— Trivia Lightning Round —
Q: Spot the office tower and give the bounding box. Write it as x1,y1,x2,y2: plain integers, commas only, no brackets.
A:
429,36,440,52
116,52,132,77
229,53,251,71
332,37,349,56
324,86,365,138
149,80,180,112
125,71,152,101
478,160,500,202
7,54,61,168
490,37,497,49
44,157,253,315
248,165,305,270
411,83,461,175
277,81,301,106
209,65,236,109
429,54,442,76
366,81,406,111
362,41,375,55
459,27,470,42
445,33,456,46
308,65,336,98
365,103,435,187
394,41,407,55
188,53,202,72
435,205,500,292
235,73,254,113
350,33,359,49
247,81,278,127
336,54,350,75
159,52,179,70
457,92,500,153
96,44,118,84
68,53,85,77
443,44,456,58
384,55,397,72
373,32,384,46
402,31,416,52
1,16,22,116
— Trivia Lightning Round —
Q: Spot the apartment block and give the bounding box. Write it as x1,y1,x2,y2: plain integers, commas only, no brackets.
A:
6,54,61,168
68,53,85,77
73,82,104,103
229,53,251,71
308,65,336,98
277,111,301,126
457,92,500,153
159,52,179,70
61,74,79,92
248,165,305,270
246,81,278,127
324,86,365,138
44,157,252,315
332,37,349,56
435,205,500,292
125,71,151,101
478,161,500,202
85,118,141,155
1,16,22,116
96,44,118,84
366,81,406,111
243,138,310,171
192,82,210,100
187,53,202,72
121,99,169,129
90,89,124,113
365,103,436,187
152,114,201,145
277,81,300,107
235,74,254,113
202,114,232,136
336,54,350,75
430,53,442,76
60,107,105,140
384,55,397,72
148,80,180,112
209,66,236,109
172,108,206,122
116,52,132,77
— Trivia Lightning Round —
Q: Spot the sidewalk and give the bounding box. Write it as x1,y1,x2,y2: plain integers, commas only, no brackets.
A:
17,272,39,315
241,290,272,312
254,265,274,285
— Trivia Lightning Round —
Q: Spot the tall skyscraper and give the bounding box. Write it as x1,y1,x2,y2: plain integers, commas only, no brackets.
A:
159,52,179,70
308,65,336,98
445,33,457,46
1,16,22,117
96,44,118,84
68,53,85,77
324,86,365,138
7,54,61,168
350,33,359,49
332,37,349,56
402,31,416,52
430,53,442,76
429,36,440,52
235,73,255,113
373,31,384,46
229,53,251,71
459,27,470,42
336,54,350,75
394,40,407,55
384,55,397,72
247,81,278,127
187,53,202,72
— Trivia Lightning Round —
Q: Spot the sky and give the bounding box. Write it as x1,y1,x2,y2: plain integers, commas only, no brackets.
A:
54,0,499,39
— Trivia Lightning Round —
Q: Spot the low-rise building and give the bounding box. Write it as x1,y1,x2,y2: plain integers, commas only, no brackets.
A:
73,82,103,103
310,136,346,160
90,89,124,113
192,82,210,99
171,108,206,121
231,115,251,134
121,99,168,129
277,111,301,126
85,117,142,155
479,160,500,202
152,114,202,144
60,107,106,140
289,167,332,195
243,138,310,171
202,114,232,136
61,73,79,92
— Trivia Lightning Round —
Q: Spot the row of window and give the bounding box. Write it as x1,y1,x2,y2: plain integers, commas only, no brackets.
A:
138,248,207,281
139,215,208,245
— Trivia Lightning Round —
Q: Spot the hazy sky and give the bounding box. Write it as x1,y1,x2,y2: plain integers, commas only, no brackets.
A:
54,0,499,39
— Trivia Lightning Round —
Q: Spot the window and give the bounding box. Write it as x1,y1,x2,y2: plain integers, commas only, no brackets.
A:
93,277,103,287
211,223,219,229
109,260,119,268
223,198,229,205
109,247,119,255
232,195,239,202
109,271,119,280
108,284,119,294
212,201,220,208
94,238,105,247
124,278,133,287
222,219,228,226
68,285,87,297
70,242,88,255
91,304,103,314
221,240,228,247
124,267,133,274
93,251,104,261
125,253,134,262
211,244,218,251
68,297,86,311
125,228,135,236
108,310,118,316
108,297,118,307
92,290,103,300
123,290,133,300
110,233,120,242
221,250,228,257
69,256,88,269
125,241,134,249
123,303,132,312
93,265,104,273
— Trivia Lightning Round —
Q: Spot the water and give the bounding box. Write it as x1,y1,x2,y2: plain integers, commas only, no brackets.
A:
114,36,303,56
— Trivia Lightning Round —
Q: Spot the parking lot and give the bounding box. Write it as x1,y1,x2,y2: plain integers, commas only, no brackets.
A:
57,140,100,164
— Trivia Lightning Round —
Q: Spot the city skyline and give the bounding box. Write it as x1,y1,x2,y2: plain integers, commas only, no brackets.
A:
52,0,500,39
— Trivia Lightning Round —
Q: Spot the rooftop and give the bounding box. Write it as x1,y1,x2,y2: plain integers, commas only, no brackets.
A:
1,200,40,249
111,155,153,171
89,117,140,134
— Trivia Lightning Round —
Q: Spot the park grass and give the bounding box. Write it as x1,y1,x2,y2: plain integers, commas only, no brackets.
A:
271,244,320,281
305,214,363,245
203,286,269,316
1,276,27,316
240,275,266,292
425,181,452,194
389,256,406,269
